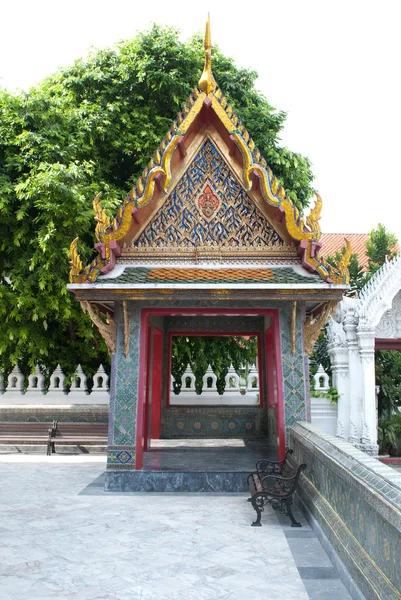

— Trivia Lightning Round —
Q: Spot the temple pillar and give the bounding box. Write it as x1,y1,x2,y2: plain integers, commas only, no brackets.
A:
327,316,349,440
106,303,141,470
343,308,363,444
357,319,379,455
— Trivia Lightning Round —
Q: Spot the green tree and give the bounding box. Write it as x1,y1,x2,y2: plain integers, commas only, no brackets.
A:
376,351,401,419
0,24,315,380
171,336,258,395
366,223,397,274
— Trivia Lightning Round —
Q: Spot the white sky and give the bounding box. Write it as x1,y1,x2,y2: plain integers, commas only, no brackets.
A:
1,0,401,240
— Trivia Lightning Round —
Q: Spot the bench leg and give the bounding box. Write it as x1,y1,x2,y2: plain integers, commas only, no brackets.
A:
251,495,264,527
286,499,301,527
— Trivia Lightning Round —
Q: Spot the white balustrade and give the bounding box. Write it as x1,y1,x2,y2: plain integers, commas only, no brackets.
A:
247,364,259,391
68,365,89,403
0,364,110,405
225,364,239,391
181,365,196,391
48,364,67,395
26,365,46,395
310,396,338,436
4,366,25,396
202,365,217,392
171,364,260,406
313,364,329,392
90,365,109,403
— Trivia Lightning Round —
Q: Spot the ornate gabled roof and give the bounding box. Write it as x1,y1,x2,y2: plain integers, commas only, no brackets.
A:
69,18,350,288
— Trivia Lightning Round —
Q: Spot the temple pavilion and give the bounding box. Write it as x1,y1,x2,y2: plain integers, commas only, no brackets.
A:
67,19,349,484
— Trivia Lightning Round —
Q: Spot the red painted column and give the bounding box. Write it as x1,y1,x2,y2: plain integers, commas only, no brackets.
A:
151,327,163,439
135,310,149,470
272,313,286,460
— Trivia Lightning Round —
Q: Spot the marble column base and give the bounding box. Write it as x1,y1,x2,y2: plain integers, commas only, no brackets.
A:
104,470,249,492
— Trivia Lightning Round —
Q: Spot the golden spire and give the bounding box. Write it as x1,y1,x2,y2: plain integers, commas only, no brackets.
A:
199,14,216,94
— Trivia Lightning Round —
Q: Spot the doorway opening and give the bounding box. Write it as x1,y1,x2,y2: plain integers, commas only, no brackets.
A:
137,308,285,470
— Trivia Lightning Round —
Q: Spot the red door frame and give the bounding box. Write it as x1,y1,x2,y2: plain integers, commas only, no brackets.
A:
143,322,152,452
167,331,264,408
136,308,286,469
150,327,163,439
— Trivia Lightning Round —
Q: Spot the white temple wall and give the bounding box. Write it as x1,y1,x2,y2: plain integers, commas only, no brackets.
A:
170,363,260,406
326,254,401,455
0,364,110,405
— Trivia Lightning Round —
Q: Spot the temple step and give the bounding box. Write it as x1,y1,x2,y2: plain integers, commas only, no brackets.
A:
104,470,250,493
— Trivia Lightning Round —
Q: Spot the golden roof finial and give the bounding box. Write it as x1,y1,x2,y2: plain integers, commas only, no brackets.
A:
199,14,216,94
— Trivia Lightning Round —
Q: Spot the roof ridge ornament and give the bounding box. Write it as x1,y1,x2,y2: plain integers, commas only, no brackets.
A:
199,14,216,94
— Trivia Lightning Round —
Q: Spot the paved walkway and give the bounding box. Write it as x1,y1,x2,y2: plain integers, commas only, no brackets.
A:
0,455,354,600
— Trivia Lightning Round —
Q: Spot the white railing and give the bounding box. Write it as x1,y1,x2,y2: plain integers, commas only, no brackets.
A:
311,364,337,435
0,364,109,405
171,363,260,406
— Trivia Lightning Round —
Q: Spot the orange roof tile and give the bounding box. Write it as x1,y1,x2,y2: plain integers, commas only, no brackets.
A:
320,233,400,269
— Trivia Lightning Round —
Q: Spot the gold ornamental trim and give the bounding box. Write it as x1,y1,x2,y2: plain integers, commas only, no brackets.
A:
199,15,216,94
69,18,330,284
304,301,338,356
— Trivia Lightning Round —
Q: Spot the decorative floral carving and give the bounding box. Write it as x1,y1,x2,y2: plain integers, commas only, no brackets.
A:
304,301,338,355
80,301,116,355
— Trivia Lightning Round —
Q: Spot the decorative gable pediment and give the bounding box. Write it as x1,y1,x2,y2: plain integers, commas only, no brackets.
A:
122,139,294,260
69,18,352,286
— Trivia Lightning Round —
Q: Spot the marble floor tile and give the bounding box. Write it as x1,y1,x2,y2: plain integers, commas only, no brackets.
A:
0,454,358,600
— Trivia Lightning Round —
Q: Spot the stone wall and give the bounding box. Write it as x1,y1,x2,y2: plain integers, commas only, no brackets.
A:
290,422,401,600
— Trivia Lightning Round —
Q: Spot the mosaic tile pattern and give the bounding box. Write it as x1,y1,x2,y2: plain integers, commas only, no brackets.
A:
108,299,308,468
291,423,401,599
0,406,108,423
134,139,284,249
106,266,317,285
280,305,307,431
167,315,264,333
106,304,141,468
162,406,264,439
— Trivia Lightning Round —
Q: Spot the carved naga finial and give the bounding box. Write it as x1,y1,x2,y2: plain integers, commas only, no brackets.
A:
199,14,216,94
324,238,352,285
93,192,112,242
338,238,352,284
69,237,82,283
306,192,322,241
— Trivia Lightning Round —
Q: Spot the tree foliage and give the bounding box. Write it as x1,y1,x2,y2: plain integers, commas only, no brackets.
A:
171,335,258,395
366,223,398,274
0,24,315,379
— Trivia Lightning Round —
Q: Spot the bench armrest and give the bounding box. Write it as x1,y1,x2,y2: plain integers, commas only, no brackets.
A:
255,449,293,473
260,464,306,493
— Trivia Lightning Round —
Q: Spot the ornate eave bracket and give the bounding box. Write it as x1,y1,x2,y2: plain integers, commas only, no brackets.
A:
80,301,116,355
304,300,338,355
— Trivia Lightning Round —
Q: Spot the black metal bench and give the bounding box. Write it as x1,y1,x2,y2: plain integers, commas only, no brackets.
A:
47,420,108,455
255,448,294,476
247,453,306,527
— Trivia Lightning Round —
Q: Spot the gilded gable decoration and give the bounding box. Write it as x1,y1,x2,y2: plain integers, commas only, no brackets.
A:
129,140,285,255
197,184,220,221
69,17,335,285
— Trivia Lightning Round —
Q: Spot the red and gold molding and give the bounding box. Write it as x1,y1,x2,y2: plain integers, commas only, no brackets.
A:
69,18,350,287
